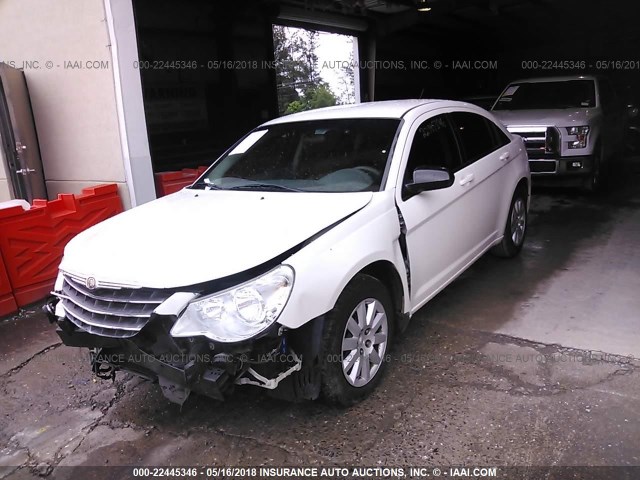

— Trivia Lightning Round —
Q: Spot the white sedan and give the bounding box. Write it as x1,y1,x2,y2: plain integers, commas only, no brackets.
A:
47,99,530,406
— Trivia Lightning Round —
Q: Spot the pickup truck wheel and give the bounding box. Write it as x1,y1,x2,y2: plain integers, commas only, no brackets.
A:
584,145,603,193
320,274,393,406
491,188,527,258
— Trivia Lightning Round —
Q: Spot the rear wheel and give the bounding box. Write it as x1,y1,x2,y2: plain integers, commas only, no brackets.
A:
320,274,393,406
491,188,528,258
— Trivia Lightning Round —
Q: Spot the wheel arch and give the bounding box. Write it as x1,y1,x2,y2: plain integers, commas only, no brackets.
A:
515,177,529,202
357,260,408,332
276,259,406,402
511,176,530,222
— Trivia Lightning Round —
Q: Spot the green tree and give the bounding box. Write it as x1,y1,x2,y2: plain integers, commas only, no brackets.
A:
284,84,337,115
284,100,305,115
337,39,356,105
305,84,337,109
272,25,301,114
272,25,339,115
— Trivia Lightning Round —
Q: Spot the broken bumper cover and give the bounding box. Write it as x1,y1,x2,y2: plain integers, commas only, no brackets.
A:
56,325,235,404
45,296,304,405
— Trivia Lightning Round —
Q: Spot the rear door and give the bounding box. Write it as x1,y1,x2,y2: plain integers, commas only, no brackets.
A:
0,64,46,201
449,111,510,244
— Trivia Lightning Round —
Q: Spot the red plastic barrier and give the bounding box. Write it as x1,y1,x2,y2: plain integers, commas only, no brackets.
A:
154,166,210,197
0,250,17,317
154,168,199,197
0,184,123,310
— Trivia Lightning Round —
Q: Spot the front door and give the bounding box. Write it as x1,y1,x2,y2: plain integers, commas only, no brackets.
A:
396,112,468,310
0,63,47,202
448,111,507,244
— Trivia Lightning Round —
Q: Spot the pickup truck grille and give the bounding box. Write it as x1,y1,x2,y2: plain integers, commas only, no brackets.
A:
55,274,171,338
509,127,559,159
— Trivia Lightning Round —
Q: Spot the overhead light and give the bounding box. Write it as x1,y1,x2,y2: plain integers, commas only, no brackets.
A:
417,0,432,11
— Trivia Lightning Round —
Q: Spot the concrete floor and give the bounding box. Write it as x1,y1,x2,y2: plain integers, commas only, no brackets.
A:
1,157,640,478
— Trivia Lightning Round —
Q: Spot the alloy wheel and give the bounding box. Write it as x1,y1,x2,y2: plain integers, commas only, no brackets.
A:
341,298,389,387
510,198,526,247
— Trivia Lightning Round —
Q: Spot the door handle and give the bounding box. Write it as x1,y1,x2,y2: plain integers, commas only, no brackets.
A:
16,168,36,175
499,152,510,162
459,173,474,186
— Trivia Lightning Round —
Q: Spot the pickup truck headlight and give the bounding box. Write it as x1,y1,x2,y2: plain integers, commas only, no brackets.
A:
567,126,590,149
170,265,294,343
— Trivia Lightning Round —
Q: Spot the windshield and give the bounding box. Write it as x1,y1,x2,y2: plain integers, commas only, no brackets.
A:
492,80,596,110
194,118,401,193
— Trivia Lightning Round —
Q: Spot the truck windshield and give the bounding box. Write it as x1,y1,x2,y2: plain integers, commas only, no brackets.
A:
493,80,596,110
194,118,401,193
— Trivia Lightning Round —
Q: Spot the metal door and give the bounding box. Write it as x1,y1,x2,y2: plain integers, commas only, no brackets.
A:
0,63,47,202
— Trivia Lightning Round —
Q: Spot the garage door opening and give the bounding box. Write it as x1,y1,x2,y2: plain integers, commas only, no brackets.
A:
273,25,359,116
131,1,280,180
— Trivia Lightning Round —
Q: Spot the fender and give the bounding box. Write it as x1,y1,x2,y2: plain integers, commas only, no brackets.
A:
277,190,410,330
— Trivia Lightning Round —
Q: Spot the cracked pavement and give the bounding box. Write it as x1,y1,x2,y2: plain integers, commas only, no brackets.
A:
1,157,640,478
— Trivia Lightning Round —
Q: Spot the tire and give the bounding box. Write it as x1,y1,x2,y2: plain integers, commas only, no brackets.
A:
491,187,528,258
626,127,640,156
584,144,604,193
320,274,394,406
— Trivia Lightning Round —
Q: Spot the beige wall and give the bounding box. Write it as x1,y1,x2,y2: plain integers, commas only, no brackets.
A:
0,0,129,206
47,180,131,210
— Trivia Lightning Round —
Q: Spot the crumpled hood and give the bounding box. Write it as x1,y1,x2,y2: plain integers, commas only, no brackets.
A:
492,108,597,128
61,189,372,288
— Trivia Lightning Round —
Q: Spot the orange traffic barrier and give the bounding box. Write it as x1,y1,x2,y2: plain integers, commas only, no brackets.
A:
154,169,199,197
0,250,17,317
0,184,123,312
154,166,210,197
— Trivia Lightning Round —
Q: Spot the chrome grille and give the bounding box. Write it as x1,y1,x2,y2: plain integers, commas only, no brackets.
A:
521,131,546,155
54,275,172,338
509,126,559,159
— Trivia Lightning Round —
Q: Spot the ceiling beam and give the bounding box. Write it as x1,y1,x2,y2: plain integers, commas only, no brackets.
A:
372,8,421,36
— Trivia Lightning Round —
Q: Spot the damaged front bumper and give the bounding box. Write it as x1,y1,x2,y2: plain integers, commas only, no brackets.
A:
44,295,309,405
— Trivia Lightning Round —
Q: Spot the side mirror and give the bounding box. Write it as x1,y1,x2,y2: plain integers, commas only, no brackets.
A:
405,166,454,194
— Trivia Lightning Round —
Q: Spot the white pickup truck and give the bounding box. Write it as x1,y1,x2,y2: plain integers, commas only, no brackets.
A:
492,75,626,191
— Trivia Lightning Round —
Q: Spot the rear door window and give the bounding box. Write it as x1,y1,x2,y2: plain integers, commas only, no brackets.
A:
486,119,511,148
449,112,496,166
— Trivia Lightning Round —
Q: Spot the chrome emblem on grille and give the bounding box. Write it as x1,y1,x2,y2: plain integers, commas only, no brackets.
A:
86,277,97,290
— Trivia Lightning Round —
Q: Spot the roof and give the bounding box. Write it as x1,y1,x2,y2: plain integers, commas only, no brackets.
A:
263,99,447,124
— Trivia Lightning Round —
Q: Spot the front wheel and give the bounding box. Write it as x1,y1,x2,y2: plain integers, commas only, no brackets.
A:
584,144,605,193
320,274,394,406
491,188,528,258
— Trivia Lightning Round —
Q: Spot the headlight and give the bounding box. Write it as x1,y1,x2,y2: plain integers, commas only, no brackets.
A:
567,126,590,149
170,265,294,343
